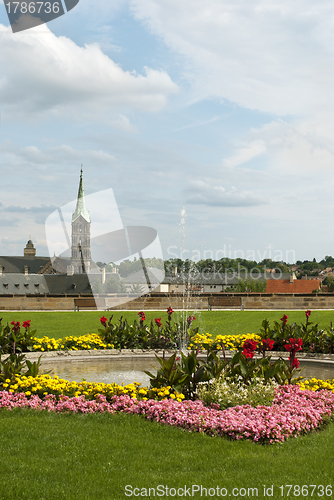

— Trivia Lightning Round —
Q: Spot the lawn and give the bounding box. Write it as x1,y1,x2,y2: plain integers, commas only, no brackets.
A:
0,408,333,500
1,310,334,340
1,309,334,499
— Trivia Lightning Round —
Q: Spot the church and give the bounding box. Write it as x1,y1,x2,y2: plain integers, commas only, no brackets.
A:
0,171,98,296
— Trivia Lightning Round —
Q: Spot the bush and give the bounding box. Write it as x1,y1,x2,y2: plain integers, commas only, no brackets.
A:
0,319,41,382
197,376,278,410
98,309,198,350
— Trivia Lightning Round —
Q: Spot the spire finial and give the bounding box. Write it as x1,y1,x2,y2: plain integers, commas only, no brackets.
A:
72,167,90,223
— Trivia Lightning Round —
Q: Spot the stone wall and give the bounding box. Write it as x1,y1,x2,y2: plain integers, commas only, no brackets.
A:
1,292,334,310
0,295,76,311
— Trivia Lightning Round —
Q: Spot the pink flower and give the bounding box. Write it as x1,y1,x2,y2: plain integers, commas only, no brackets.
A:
0,385,334,444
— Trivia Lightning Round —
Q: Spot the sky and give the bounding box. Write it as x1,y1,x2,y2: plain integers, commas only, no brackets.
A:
0,0,334,265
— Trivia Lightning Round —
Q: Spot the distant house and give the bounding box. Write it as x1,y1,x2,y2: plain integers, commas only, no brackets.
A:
0,239,53,275
266,274,321,293
156,271,292,294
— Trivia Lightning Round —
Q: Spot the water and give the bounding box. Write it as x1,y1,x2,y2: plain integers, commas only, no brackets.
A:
40,357,334,386
41,357,159,386
299,360,334,380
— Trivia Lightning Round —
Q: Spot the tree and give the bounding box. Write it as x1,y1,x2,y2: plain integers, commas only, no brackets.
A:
323,276,334,292
231,278,266,293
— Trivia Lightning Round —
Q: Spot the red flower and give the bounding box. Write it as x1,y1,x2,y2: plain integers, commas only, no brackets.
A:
242,339,258,359
243,349,255,359
280,314,288,325
100,316,108,327
187,315,196,325
22,320,31,329
284,337,303,354
291,358,300,369
261,338,275,351
11,320,20,332
138,311,146,321
306,310,311,319
167,306,174,315
155,317,162,328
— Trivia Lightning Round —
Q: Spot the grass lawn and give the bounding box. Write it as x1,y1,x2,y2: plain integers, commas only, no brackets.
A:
1,310,334,340
0,408,333,500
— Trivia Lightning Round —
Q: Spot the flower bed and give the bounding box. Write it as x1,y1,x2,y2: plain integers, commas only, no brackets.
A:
32,334,112,351
188,332,261,351
2,311,334,444
2,374,185,402
30,333,261,352
0,385,334,444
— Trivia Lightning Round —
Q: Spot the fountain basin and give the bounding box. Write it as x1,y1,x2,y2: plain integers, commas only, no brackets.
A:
24,349,334,386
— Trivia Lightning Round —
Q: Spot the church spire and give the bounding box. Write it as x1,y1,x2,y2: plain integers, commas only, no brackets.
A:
72,168,90,223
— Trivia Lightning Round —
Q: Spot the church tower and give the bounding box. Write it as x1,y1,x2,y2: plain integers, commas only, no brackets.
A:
71,169,91,274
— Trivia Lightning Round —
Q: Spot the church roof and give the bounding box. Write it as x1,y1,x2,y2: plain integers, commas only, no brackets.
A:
0,274,49,295
72,169,90,223
0,256,50,274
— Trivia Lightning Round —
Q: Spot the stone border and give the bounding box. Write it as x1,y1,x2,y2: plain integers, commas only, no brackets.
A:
21,349,334,365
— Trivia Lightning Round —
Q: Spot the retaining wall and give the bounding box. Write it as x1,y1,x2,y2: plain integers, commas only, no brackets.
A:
1,292,334,310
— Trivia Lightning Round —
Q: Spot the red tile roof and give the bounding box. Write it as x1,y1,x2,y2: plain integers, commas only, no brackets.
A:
266,279,320,294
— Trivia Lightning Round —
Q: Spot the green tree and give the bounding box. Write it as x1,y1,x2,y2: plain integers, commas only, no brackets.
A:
231,278,266,293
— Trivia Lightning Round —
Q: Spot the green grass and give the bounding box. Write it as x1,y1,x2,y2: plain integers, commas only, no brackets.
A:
1,310,334,340
0,409,333,499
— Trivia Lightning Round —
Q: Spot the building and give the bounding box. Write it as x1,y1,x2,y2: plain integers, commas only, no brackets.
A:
0,239,51,275
0,170,96,277
266,273,321,293
70,169,92,274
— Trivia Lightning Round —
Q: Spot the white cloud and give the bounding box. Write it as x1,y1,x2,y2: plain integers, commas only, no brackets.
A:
0,142,116,165
223,117,334,175
184,179,267,207
0,23,179,121
130,0,334,116
223,140,266,168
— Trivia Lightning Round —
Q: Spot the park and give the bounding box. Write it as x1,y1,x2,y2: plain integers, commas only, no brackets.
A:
0,309,333,499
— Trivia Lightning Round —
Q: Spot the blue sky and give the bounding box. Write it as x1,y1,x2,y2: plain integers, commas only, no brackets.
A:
0,0,334,264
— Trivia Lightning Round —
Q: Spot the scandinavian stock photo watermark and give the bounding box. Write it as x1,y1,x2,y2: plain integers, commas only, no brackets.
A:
4,0,80,33
167,245,296,265
124,484,333,498
45,184,165,310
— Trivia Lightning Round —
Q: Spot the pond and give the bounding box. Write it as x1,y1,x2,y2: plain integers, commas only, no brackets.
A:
40,357,334,387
